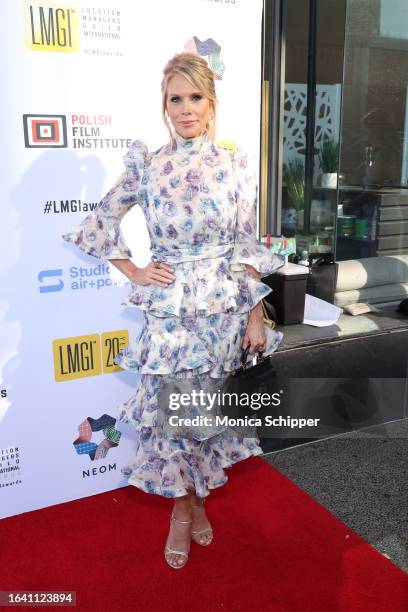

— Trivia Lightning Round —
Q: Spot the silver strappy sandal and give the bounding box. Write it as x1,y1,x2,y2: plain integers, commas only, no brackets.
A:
191,498,213,546
164,513,192,569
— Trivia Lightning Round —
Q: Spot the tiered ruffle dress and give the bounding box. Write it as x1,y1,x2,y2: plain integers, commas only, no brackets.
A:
62,129,285,499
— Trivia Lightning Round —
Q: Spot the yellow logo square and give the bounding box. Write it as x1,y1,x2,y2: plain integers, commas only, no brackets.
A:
216,140,237,154
53,334,101,381
23,1,80,53
101,330,129,374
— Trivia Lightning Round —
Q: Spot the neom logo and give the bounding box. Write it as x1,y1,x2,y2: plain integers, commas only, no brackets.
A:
74,414,121,462
24,2,80,52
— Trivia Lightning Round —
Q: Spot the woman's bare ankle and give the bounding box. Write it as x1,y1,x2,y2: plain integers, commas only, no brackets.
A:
173,495,193,521
190,494,204,507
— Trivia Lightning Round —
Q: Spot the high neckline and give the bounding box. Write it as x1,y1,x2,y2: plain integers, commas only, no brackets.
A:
172,128,210,153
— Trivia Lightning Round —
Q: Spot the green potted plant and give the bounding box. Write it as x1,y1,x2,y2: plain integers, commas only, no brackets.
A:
318,138,339,188
282,158,305,227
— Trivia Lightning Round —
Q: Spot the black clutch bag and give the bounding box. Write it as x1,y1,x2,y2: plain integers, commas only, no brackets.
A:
220,346,277,437
227,346,272,379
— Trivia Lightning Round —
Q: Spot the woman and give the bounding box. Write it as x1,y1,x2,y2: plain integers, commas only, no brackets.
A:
63,52,284,569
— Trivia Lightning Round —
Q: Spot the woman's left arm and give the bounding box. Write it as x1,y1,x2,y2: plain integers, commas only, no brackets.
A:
230,145,284,353
229,146,285,277
242,264,266,352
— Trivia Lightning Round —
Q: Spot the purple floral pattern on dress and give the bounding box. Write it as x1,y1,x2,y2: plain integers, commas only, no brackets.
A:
62,129,285,498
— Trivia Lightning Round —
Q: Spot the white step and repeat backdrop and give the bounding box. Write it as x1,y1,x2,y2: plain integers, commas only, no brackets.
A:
0,0,263,519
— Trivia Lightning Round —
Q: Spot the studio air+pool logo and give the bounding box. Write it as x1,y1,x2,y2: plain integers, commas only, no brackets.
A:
74,414,121,462
23,114,67,148
23,1,80,52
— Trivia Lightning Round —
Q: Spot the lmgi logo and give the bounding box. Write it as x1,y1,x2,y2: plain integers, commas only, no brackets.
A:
53,330,129,381
23,1,80,52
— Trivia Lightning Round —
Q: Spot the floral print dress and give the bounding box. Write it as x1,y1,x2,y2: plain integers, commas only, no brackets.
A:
62,129,285,499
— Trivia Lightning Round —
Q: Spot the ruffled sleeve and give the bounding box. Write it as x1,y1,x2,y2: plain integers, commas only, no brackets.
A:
229,145,285,278
62,139,149,260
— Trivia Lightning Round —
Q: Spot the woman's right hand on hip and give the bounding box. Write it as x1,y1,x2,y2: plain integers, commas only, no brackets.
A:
131,261,176,287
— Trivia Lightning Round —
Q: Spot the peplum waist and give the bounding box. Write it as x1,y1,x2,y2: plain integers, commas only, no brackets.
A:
121,254,273,318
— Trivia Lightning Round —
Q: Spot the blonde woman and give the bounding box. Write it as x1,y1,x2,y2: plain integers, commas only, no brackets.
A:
63,52,284,569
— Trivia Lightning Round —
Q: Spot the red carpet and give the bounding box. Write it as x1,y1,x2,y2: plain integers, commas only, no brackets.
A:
1,457,407,611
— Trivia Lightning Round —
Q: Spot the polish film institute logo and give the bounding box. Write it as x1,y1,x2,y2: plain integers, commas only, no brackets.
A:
23,114,67,148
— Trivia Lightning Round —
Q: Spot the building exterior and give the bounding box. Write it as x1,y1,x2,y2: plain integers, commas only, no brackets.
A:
263,0,408,278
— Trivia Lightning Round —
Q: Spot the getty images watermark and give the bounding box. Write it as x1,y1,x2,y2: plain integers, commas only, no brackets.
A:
156,382,321,440
156,377,405,440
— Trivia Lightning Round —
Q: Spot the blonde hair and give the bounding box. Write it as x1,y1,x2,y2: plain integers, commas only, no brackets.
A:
161,52,217,145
